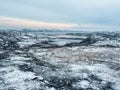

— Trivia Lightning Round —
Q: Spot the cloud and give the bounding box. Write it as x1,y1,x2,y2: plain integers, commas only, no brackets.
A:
0,0,120,29
0,16,78,29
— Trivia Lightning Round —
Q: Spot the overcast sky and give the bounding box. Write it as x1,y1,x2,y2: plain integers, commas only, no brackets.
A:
0,0,120,30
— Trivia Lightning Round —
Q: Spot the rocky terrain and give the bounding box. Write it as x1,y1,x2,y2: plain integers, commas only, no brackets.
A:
0,30,120,90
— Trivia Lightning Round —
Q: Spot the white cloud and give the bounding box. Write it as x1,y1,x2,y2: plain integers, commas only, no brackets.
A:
0,16,79,29
0,0,120,29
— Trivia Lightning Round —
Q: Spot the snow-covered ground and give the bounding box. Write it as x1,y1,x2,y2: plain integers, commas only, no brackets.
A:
93,40,120,47
0,30,120,90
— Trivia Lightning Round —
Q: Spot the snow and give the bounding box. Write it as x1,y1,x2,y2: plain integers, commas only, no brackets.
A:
17,41,35,48
68,64,120,89
10,55,30,61
4,69,34,82
83,47,109,52
94,40,120,46
46,87,56,90
0,66,44,90
0,30,120,90
77,80,90,89
0,51,4,54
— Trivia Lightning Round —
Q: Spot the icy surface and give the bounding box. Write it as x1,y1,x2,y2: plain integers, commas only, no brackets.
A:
0,30,120,90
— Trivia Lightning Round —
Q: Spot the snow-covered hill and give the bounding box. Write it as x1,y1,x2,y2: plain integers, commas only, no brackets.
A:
0,30,120,90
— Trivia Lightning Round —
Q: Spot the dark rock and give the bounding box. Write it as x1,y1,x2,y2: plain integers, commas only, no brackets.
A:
0,51,9,60
18,64,34,72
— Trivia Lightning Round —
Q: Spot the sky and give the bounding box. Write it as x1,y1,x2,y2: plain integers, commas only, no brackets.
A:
0,0,120,30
